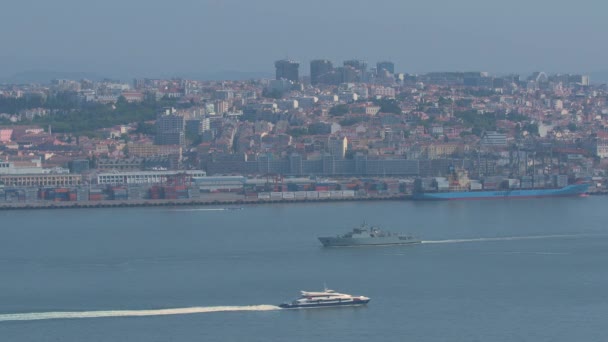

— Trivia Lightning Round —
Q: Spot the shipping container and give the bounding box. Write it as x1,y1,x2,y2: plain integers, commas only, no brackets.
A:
470,182,483,191
342,190,355,197
89,194,104,201
329,191,343,198
245,192,259,198
306,191,319,198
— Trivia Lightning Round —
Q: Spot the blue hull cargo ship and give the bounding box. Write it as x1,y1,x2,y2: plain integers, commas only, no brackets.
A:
413,183,589,201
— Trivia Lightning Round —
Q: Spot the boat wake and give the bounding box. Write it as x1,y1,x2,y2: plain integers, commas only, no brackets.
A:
0,305,280,322
422,233,602,245
169,208,238,212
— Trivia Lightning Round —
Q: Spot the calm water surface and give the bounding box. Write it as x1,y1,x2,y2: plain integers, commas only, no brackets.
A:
1,197,607,341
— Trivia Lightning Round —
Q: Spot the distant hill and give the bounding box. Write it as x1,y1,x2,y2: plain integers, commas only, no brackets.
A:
3,70,106,84
1,70,273,84
589,71,608,84
180,70,273,81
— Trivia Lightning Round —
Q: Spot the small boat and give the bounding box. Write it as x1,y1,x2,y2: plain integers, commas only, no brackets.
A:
279,288,370,309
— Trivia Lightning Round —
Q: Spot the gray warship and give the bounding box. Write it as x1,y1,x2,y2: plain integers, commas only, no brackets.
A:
318,223,421,247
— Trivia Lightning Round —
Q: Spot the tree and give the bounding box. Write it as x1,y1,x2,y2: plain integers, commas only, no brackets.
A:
262,88,283,99
287,127,308,137
372,99,401,114
329,104,349,116
523,123,540,136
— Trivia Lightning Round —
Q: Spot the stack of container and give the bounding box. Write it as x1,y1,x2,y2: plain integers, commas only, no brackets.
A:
110,186,128,200
188,187,202,199
175,185,188,199
315,182,337,191
4,189,19,202
434,177,449,191
420,178,436,191
163,186,177,200
127,185,143,200
342,190,356,197
77,188,89,201
507,179,520,189
149,186,163,199
553,174,568,188
24,188,38,202
521,176,533,188
244,190,258,199
54,188,70,202
385,180,401,194
533,175,549,188
470,180,483,191
483,176,503,190
89,188,104,201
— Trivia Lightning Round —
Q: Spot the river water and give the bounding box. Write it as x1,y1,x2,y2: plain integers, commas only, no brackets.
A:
1,197,607,341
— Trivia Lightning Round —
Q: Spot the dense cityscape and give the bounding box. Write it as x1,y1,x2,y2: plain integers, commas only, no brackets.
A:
0,58,606,206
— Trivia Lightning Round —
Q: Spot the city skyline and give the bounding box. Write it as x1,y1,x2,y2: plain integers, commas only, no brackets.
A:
1,0,608,82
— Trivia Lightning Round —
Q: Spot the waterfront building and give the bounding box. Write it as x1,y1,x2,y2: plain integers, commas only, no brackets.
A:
97,170,206,185
0,173,82,186
480,131,508,147
192,176,247,192
0,158,44,175
127,143,182,158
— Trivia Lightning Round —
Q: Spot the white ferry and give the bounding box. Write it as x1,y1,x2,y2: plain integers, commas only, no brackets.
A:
279,288,370,309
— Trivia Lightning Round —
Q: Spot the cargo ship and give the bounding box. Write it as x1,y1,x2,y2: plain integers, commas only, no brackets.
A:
413,183,589,200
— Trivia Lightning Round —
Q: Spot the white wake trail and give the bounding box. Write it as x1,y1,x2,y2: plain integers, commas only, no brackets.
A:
169,208,228,212
422,234,599,245
0,305,280,322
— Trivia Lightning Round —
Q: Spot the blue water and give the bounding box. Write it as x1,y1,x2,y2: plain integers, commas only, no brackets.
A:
1,197,608,341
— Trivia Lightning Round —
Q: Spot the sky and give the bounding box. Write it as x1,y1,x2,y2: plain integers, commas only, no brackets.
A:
0,0,606,80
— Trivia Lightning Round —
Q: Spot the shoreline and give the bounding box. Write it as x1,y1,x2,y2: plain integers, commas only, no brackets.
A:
0,194,409,211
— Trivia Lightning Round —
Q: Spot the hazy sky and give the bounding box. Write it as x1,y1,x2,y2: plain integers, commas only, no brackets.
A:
0,0,606,79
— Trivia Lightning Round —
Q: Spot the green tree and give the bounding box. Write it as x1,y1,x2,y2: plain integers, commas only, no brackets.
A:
329,104,349,116
372,99,401,114
262,88,283,99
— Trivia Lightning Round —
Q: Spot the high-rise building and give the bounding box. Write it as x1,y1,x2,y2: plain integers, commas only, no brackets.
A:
310,59,333,85
328,136,348,160
275,59,300,82
336,66,358,83
215,100,229,115
344,59,368,72
155,113,185,146
377,61,395,74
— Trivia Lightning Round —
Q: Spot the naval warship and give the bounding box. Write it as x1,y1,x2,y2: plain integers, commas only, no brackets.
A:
318,223,421,247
